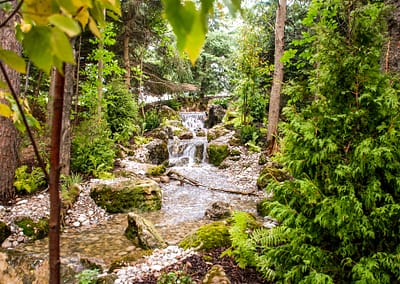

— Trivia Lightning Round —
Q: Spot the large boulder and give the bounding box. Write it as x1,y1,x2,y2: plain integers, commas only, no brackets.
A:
207,124,231,142
125,212,167,249
145,139,169,165
206,104,226,128
207,143,229,166
90,178,162,213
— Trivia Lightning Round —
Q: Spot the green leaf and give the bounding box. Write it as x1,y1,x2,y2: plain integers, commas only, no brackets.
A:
162,0,207,64
51,28,75,64
0,49,26,73
0,103,13,118
48,14,81,37
23,26,53,73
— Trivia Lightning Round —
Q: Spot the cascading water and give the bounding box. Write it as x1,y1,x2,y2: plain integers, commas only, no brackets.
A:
168,112,208,166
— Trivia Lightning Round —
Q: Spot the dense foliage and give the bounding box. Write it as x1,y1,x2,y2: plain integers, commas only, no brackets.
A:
71,118,115,177
231,1,400,283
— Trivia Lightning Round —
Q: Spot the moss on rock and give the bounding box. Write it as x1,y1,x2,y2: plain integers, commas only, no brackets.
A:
15,217,49,240
207,143,229,166
146,165,166,177
179,221,230,252
257,165,291,190
90,178,162,213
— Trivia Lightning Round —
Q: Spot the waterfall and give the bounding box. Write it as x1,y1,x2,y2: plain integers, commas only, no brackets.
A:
168,112,208,166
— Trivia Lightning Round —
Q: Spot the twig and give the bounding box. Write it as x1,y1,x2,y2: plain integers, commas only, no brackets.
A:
0,61,49,181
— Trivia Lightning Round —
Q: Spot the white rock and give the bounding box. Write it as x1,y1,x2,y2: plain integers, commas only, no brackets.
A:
73,221,80,227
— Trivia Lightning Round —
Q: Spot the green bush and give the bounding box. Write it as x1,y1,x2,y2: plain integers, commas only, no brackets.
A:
71,119,115,177
14,165,47,194
232,2,400,283
144,109,161,131
75,269,99,284
104,80,140,143
239,124,260,145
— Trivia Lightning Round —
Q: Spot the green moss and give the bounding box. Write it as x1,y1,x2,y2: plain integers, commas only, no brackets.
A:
146,165,166,176
90,180,162,213
257,166,290,190
179,221,231,251
0,221,11,243
15,217,49,240
207,144,229,166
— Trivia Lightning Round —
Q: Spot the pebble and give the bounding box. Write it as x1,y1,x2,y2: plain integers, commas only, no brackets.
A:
114,246,196,283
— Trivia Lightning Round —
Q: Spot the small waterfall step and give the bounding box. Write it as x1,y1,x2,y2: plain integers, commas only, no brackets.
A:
168,112,208,166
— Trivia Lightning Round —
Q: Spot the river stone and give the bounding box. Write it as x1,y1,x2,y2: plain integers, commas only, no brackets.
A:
202,264,231,284
206,104,226,128
207,124,231,142
204,202,233,220
0,221,11,244
125,213,167,249
179,221,230,251
207,143,229,166
90,178,162,213
178,130,194,140
145,139,169,165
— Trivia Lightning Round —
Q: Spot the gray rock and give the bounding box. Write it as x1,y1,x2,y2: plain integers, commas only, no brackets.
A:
145,139,169,165
125,213,167,249
90,178,162,213
204,202,233,220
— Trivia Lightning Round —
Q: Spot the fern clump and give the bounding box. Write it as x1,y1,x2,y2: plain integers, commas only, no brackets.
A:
238,1,400,283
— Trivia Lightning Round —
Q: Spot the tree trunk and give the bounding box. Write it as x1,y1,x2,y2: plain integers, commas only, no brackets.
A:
60,62,75,176
384,0,400,73
267,0,287,153
0,1,21,205
123,31,131,88
47,67,57,131
49,67,65,284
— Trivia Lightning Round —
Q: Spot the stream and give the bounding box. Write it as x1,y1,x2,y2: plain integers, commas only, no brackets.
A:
0,112,264,282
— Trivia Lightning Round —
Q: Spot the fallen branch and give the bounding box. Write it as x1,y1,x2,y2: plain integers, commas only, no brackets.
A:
166,169,262,196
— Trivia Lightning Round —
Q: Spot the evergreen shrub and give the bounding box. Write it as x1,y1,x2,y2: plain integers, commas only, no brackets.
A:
230,1,400,283
71,119,115,177
104,80,140,143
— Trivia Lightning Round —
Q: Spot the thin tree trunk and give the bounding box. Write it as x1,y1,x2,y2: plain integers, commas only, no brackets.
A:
123,32,131,88
74,35,82,120
267,0,287,153
383,0,400,73
48,67,57,131
49,67,65,284
60,61,74,176
0,1,21,205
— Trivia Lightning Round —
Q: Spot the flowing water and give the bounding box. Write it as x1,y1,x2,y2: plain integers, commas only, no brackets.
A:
1,112,263,281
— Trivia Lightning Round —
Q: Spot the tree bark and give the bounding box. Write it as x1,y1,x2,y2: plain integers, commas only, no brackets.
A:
60,39,76,176
123,31,131,88
49,67,65,284
384,0,400,73
0,1,21,205
267,0,287,153
60,62,74,176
